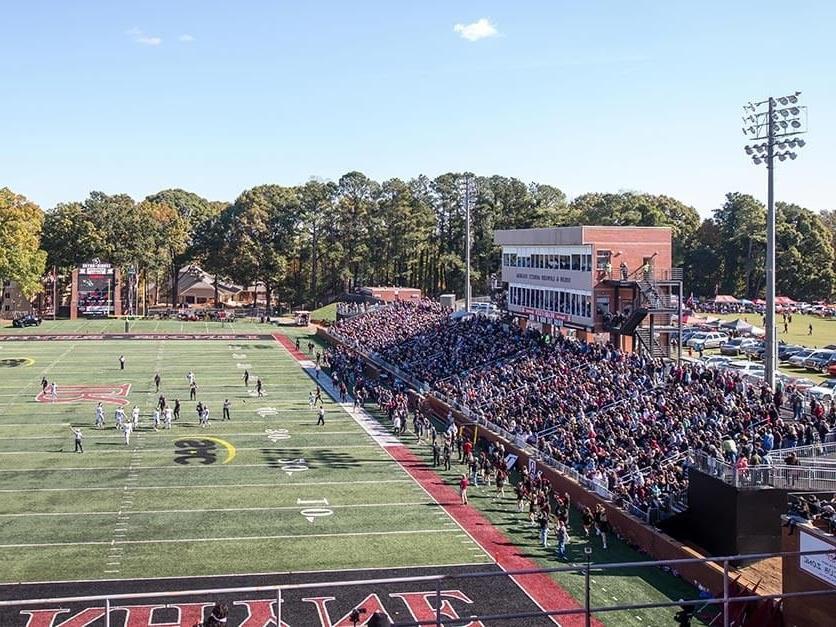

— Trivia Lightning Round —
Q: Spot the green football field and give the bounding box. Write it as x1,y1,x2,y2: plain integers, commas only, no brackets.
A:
0,333,490,582
0,317,273,335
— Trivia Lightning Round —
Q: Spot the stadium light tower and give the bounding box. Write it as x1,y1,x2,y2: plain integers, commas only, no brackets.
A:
458,174,477,312
742,92,807,389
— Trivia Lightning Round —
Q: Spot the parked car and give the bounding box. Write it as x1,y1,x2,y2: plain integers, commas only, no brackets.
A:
789,377,817,393
681,329,700,344
721,361,766,377
803,349,836,372
788,349,815,367
720,337,759,356
743,341,767,361
778,345,805,361
807,379,836,402
686,332,729,351
11,314,41,328
702,355,732,369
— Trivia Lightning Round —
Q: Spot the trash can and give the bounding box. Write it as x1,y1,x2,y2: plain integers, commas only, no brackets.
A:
124,319,129,333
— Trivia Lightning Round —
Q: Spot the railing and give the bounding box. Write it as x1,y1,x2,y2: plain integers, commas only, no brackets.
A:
690,450,836,490
767,440,836,462
1,549,835,627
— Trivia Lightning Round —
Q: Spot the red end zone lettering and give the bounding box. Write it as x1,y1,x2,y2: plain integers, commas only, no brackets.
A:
35,384,131,406
122,603,210,627
20,608,105,627
302,594,392,627
389,590,485,627
234,600,289,627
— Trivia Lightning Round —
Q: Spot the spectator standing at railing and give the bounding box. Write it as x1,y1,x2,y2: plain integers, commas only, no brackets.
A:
537,509,550,547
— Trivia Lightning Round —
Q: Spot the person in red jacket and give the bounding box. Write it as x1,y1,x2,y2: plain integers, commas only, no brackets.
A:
463,438,473,461
459,474,469,504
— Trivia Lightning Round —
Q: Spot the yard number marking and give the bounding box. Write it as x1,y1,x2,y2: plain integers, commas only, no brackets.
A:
265,428,290,441
297,497,334,523
257,407,279,417
232,353,247,359
278,457,308,476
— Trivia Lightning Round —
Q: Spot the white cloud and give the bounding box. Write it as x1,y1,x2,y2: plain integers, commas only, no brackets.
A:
178,34,195,43
453,18,498,42
126,27,162,46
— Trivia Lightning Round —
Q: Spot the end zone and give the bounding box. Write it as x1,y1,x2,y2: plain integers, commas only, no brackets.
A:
0,564,558,626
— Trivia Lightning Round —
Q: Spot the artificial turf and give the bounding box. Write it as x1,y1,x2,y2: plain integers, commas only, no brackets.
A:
0,333,489,583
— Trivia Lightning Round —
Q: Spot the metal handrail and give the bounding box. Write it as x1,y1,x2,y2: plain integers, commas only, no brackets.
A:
2,548,834,627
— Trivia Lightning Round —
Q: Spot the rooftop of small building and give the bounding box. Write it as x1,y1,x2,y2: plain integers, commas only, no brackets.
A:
495,225,672,246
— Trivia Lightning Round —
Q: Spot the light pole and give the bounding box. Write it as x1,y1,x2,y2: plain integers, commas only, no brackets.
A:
742,92,807,388
458,174,477,312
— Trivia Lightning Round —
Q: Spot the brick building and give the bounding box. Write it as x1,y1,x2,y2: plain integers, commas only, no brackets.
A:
0,280,33,319
494,226,682,356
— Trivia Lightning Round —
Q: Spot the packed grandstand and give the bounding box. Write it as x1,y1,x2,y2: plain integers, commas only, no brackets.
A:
328,299,836,519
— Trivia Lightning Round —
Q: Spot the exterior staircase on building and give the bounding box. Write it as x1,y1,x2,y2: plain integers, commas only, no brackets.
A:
618,307,648,335
636,327,668,359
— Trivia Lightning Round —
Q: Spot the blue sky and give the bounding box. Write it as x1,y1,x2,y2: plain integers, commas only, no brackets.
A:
2,1,834,217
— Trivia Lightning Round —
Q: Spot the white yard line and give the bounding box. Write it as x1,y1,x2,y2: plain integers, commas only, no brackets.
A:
11,560,494,586
0,444,382,454
0,430,357,440
0,478,412,493
0,528,456,549
0,460,395,472
0,501,433,518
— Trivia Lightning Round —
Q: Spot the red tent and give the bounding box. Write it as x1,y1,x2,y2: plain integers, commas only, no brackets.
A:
713,295,739,304
775,296,796,305
753,299,766,305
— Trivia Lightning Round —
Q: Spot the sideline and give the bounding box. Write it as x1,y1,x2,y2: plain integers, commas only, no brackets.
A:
273,330,598,627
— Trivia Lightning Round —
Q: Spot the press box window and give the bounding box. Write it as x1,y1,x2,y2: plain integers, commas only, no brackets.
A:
596,250,612,270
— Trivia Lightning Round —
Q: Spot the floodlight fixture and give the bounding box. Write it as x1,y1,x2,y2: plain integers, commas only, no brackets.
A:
741,91,807,390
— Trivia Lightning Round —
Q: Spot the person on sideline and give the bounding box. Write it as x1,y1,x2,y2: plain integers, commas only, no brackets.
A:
459,473,469,504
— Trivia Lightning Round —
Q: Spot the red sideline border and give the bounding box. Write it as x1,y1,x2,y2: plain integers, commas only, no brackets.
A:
273,332,601,627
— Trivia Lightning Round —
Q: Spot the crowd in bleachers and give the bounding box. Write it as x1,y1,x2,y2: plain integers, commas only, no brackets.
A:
332,299,447,352
331,302,836,516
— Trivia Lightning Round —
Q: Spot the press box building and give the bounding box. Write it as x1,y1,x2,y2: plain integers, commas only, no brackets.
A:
494,226,683,357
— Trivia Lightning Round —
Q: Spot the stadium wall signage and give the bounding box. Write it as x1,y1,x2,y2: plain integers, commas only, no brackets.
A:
799,530,836,587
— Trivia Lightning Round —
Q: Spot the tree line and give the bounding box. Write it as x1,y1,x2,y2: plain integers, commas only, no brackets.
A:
1,174,834,310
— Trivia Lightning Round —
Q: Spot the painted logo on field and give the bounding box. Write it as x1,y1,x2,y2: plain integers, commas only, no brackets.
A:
35,383,132,405
15,591,488,626
173,437,237,465
0,358,33,368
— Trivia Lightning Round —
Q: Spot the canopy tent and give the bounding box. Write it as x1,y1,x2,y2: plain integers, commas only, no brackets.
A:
738,299,754,305
754,299,766,305
750,325,765,337
720,318,753,333
775,296,796,305
714,295,739,304
680,313,719,325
